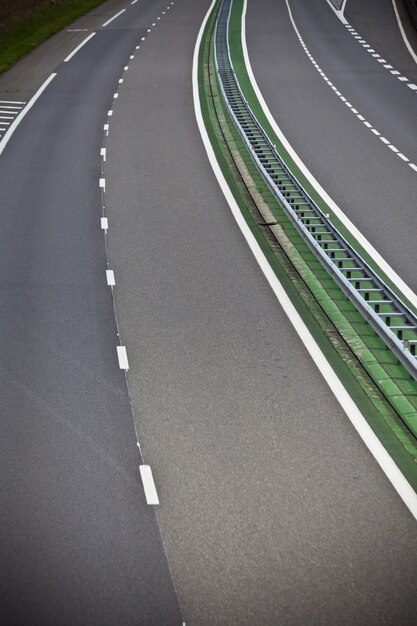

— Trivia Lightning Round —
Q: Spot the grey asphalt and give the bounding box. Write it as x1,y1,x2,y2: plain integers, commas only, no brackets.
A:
246,0,417,295
105,0,417,624
0,1,183,624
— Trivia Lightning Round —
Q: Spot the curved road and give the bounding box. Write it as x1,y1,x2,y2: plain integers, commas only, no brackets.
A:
0,0,416,624
247,0,417,295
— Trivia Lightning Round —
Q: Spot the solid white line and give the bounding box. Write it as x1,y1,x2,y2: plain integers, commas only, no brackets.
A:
325,0,348,23
243,0,417,313
0,105,23,110
64,32,96,62
0,73,56,156
193,0,417,518
117,346,129,370
106,269,115,286
392,0,417,66
0,116,13,120
101,217,108,230
139,465,159,505
102,8,126,28
0,100,25,104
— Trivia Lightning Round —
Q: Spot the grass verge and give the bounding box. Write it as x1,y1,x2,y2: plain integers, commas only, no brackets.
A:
0,0,106,75
198,0,417,488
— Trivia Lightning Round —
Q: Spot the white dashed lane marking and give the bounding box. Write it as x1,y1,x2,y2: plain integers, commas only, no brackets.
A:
344,21,417,93
0,101,25,140
285,3,417,174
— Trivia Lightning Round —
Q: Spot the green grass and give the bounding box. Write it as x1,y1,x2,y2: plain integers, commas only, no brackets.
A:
198,0,417,488
0,0,106,75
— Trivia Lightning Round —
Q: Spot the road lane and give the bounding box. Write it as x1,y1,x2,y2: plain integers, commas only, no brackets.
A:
105,0,417,623
0,2,182,624
246,0,417,295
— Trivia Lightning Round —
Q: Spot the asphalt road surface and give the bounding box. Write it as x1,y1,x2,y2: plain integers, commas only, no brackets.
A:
105,0,417,624
247,0,417,295
0,0,417,624
0,1,183,624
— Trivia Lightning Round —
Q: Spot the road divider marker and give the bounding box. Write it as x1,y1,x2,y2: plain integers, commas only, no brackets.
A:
100,147,106,161
106,270,115,286
99,178,105,191
101,217,108,231
117,346,129,370
102,8,126,28
139,465,159,505
64,32,96,62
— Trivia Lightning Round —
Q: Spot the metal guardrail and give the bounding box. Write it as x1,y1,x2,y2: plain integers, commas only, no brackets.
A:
214,0,417,380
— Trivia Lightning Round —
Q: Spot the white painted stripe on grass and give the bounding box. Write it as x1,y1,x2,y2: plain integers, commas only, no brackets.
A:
102,8,126,27
193,0,417,519
64,32,96,62
117,346,129,370
241,0,417,312
139,465,159,505
0,73,56,156
392,0,417,66
106,269,115,286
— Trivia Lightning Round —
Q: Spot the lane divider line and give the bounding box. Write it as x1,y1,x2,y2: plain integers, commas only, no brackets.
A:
139,465,159,505
0,73,56,156
102,8,126,28
117,346,129,370
244,0,417,310
106,269,115,286
101,217,108,231
194,0,417,519
63,32,96,62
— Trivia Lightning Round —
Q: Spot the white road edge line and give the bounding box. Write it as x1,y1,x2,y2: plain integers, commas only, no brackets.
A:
192,0,417,520
64,32,96,62
117,345,129,370
244,0,417,312
392,0,417,66
102,8,126,28
139,465,159,505
0,73,56,156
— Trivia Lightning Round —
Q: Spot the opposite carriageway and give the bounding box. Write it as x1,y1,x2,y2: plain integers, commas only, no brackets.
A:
214,0,417,381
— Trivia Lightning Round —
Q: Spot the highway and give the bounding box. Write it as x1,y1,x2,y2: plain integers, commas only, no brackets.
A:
0,0,417,624
246,0,417,295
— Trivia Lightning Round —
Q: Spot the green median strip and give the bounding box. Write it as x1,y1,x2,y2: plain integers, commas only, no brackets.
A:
199,0,417,488
228,0,417,318
0,0,106,75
